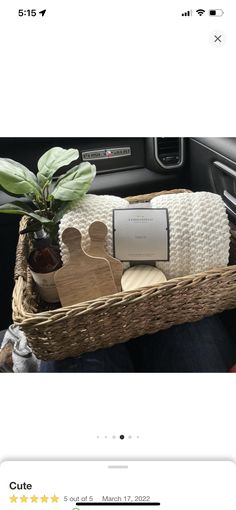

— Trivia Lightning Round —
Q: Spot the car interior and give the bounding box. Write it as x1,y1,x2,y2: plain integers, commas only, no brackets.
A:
0,137,236,371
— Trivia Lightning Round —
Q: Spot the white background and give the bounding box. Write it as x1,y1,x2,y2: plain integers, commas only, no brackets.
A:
0,0,236,471
1,376,236,461
0,0,235,135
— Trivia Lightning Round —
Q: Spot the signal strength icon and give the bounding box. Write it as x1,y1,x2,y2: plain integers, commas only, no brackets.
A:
182,10,193,16
196,9,205,16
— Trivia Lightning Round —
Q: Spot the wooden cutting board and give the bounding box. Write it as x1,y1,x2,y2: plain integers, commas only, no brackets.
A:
88,221,123,292
54,227,117,306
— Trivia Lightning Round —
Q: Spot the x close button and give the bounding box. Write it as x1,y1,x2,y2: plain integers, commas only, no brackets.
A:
210,31,226,46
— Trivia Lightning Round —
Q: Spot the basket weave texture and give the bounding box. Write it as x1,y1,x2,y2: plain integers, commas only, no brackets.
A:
12,189,236,361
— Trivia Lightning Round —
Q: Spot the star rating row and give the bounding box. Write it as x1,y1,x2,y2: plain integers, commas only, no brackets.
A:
10,495,59,503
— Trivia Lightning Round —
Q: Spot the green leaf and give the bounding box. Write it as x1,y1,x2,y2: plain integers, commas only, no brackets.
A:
37,147,79,187
51,162,96,201
0,184,24,198
20,219,42,235
52,201,75,223
0,158,40,195
0,201,51,223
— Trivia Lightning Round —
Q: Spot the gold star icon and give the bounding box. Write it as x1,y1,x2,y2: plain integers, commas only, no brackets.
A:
41,495,49,503
10,495,18,503
31,495,38,503
20,495,28,503
51,495,59,503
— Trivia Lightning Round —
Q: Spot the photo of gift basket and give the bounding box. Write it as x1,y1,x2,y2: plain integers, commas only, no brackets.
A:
1,146,236,361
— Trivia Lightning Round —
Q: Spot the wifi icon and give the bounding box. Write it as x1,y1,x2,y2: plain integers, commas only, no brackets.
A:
196,9,205,16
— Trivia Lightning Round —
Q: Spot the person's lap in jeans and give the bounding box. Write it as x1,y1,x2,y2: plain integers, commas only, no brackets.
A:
128,315,236,372
40,314,236,373
40,342,134,373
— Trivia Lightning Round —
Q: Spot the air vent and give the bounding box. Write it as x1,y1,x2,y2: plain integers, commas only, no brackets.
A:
154,138,184,169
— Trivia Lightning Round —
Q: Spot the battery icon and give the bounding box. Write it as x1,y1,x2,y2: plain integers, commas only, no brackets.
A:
209,9,224,16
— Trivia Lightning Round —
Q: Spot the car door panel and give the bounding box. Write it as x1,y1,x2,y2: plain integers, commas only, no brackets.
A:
189,138,236,226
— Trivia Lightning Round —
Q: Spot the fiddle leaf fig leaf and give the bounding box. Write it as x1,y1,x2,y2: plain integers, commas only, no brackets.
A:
0,159,40,195
0,184,25,198
0,149,95,237
0,202,51,223
52,201,75,223
51,162,96,201
37,147,79,187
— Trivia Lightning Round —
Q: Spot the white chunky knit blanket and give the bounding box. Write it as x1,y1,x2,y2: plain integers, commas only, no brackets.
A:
59,191,230,280
151,191,230,279
59,194,130,269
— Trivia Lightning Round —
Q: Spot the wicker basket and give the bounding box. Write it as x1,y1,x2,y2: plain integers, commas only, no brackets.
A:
12,189,236,361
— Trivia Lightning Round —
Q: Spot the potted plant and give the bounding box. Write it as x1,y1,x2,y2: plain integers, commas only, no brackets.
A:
0,147,96,302
0,146,96,240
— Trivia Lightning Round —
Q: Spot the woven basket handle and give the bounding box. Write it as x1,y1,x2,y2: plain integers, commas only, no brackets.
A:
14,217,31,281
126,188,191,203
